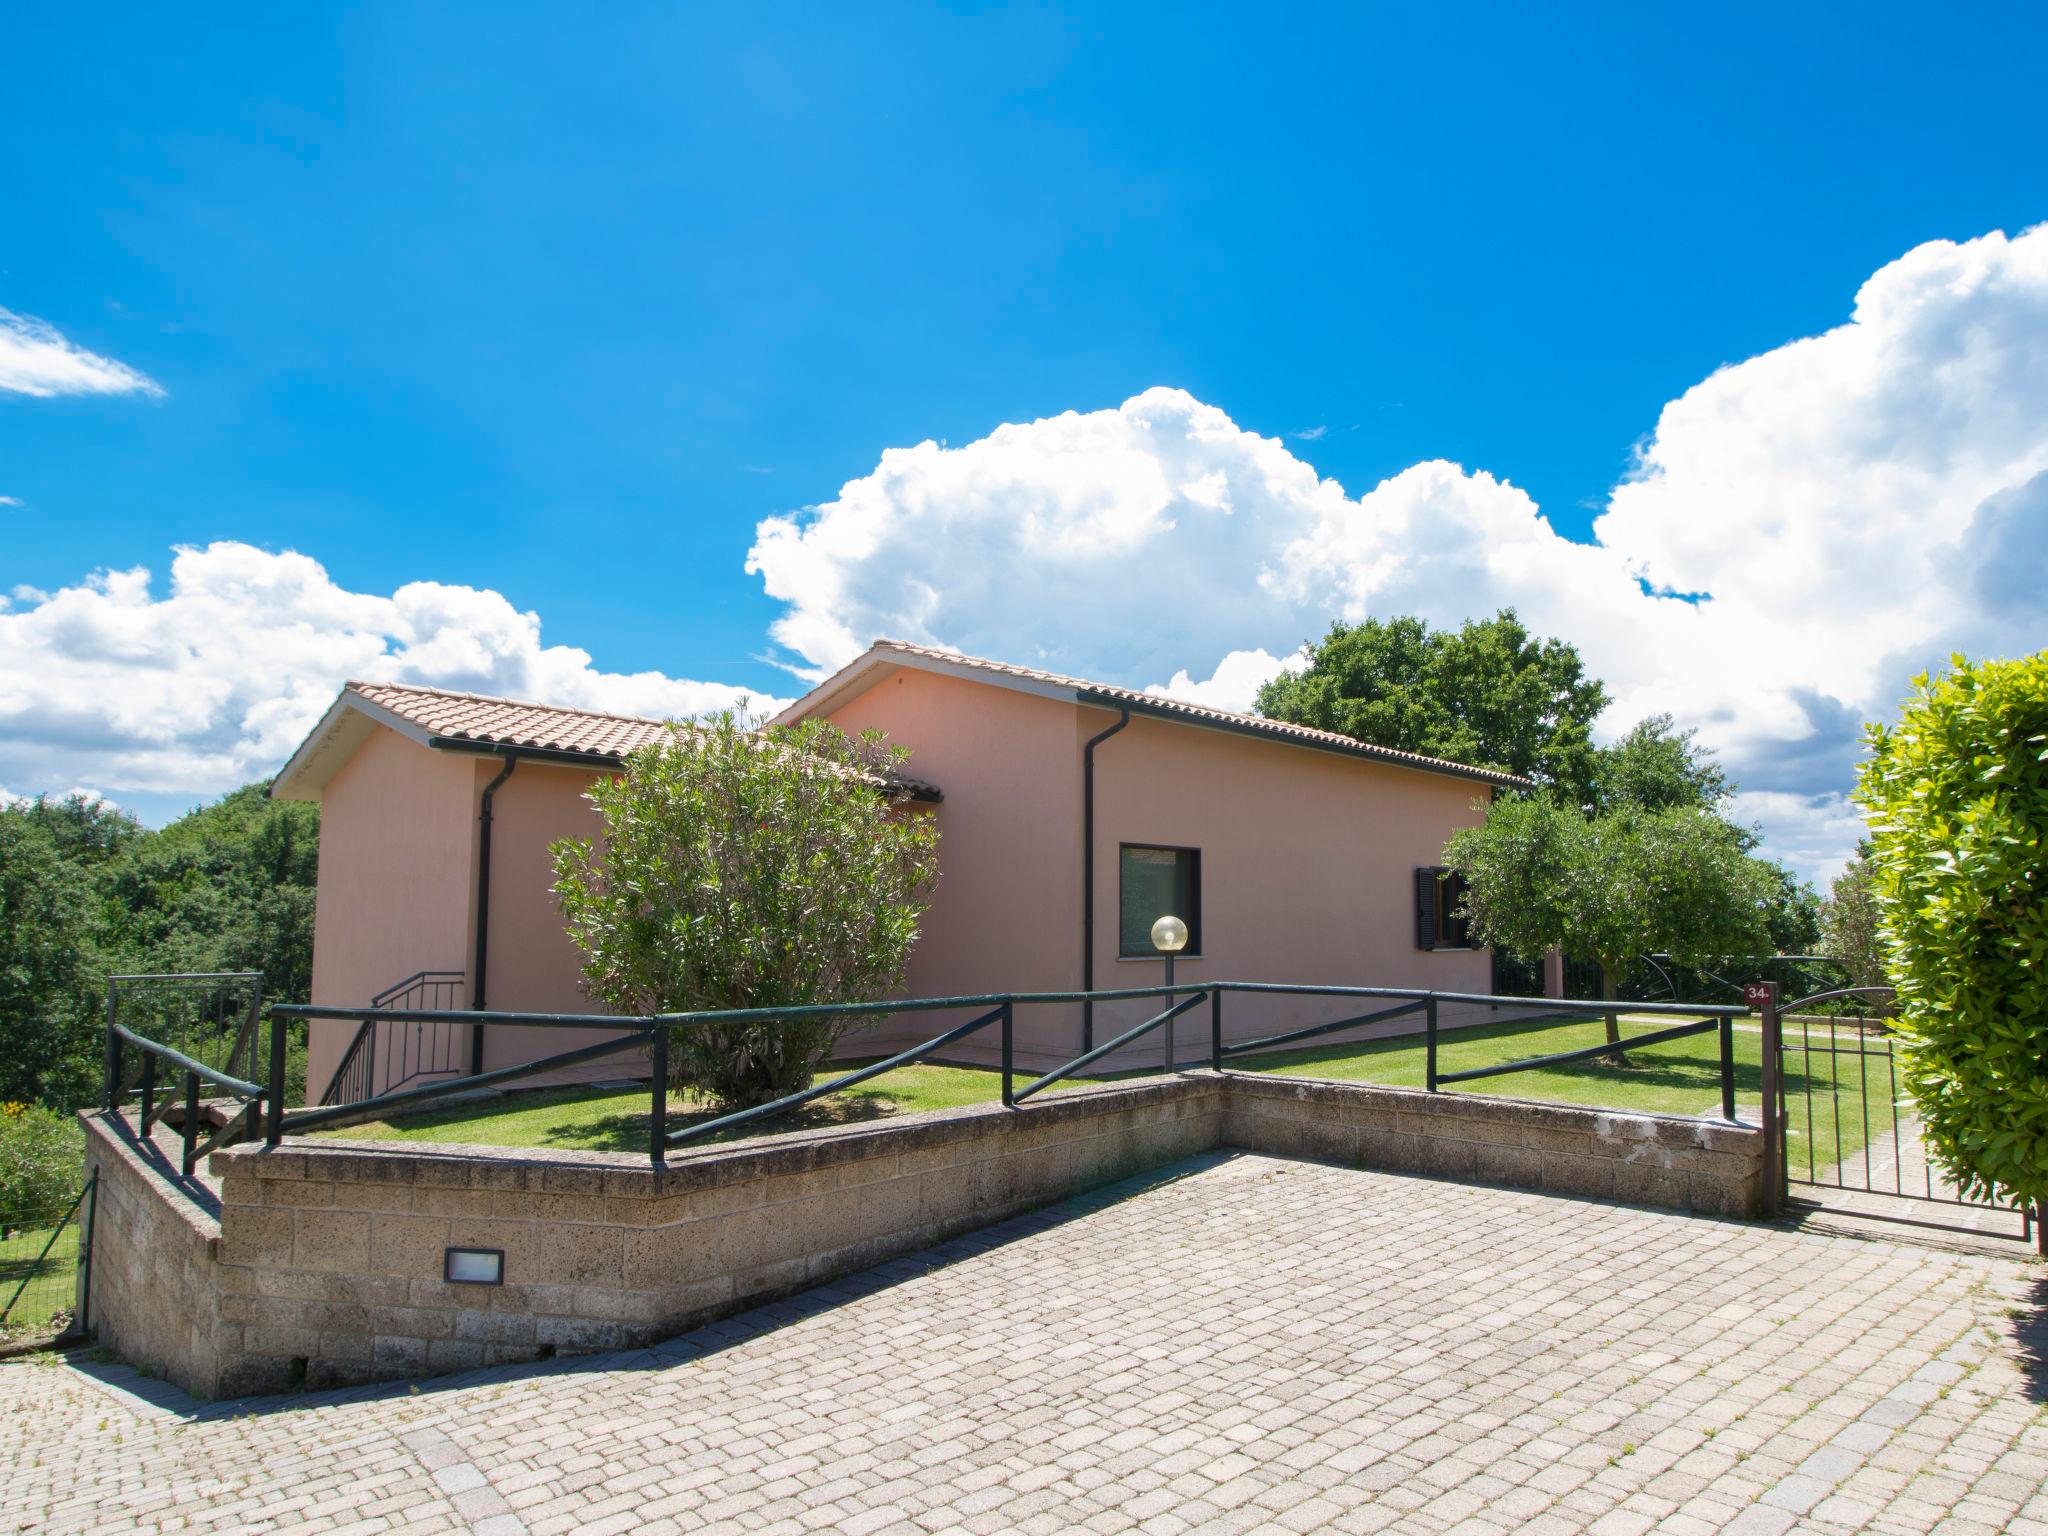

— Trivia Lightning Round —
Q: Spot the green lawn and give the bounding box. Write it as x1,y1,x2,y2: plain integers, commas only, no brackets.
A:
0,1220,80,1336
311,1061,1106,1153
312,1012,1885,1172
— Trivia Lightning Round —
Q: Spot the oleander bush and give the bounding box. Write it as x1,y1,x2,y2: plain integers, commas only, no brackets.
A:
552,710,940,1109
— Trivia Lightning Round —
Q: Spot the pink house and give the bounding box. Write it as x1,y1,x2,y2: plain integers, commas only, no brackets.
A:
271,640,1528,1100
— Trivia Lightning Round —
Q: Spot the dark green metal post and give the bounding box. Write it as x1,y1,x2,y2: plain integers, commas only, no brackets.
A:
138,1052,156,1133
1425,998,1439,1093
1163,953,1176,1071
649,1027,668,1167
1000,1003,1014,1107
266,1011,287,1148
1718,1017,1737,1122
182,1070,200,1175
76,1169,98,1332
1755,981,1781,1216
102,984,120,1114
1210,989,1223,1071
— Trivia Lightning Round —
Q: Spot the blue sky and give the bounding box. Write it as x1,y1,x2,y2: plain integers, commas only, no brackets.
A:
4,4,2046,872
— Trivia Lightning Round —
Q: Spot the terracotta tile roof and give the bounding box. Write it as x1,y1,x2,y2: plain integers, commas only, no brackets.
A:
858,640,1533,789
345,681,942,799
349,682,677,760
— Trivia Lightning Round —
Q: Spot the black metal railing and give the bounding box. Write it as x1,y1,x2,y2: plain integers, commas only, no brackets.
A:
103,1009,269,1178
106,973,267,1094
319,971,468,1106
265,982,1751,1169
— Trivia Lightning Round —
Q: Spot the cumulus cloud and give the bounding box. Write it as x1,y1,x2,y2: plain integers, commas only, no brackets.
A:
747,225,2048,881
0,307,163,398
0,543,780,799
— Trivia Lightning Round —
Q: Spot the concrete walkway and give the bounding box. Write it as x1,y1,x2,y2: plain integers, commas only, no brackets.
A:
5,1152,2048,1535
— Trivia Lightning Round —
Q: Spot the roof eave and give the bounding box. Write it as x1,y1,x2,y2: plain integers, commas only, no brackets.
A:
269,687,437,802
1076,689,1530,789
425,733,943,802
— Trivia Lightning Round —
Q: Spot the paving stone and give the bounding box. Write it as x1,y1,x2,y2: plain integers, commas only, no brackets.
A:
3,1152,2044,1535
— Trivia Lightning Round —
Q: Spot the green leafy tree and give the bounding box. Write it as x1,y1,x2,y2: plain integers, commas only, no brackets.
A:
103,784,320,1000
0,811,106,1107
1856,652,2048,1209
1257,610,1609,802
1446,795,1777,1057
552,712,941,1109
1759,863,1823,955
1819,846,1887,998
1591,713,1730,813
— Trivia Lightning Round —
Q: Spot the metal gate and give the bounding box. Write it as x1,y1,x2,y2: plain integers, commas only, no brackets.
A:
1755,981,2035,1243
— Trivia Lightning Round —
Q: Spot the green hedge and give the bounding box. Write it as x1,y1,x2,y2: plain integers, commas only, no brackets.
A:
1858,651,2048,1207
0,1102,82,1217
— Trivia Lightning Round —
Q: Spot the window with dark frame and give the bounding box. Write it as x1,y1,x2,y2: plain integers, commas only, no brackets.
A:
1119,844,1201,957
1414,865,1472,950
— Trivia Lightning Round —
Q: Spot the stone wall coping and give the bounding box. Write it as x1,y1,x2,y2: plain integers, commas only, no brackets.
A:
211,1073,1227,1197
1226,1073,1758,1146
80,1110,223,1250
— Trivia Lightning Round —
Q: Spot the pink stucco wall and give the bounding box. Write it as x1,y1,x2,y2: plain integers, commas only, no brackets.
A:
306,728,482,1097
1082,706,1494,1056
814,665,1497,1069
823,669,1086,1057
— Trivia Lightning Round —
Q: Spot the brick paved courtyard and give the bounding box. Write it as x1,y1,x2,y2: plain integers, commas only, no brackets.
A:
6,1151,2048,1535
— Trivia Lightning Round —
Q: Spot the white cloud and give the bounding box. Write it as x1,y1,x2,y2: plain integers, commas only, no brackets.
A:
0,543,781,799
747,225,2048,882
0,308,163,398
1289,425,1328,442
0,495,22,507
1145,648,1296,711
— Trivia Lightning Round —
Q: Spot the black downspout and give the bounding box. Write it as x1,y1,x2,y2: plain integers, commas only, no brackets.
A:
1081,707,1131,1051
470,754,519,1074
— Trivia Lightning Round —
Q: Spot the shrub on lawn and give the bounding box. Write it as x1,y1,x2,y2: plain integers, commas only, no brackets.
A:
0,1101,83,1217
551,710,940,1109
1857,651,2048,1207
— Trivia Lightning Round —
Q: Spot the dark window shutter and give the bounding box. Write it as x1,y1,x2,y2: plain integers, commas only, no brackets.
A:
1414,867,1438,950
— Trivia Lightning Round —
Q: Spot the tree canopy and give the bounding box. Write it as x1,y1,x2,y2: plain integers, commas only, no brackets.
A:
1446,796,1777,991
1819,846,1885,999
1591,713,1730,814
0,785,318,1108
1256,611,1609,803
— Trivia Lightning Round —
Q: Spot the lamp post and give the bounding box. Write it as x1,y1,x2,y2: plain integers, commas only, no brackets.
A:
1152,914,1189,1072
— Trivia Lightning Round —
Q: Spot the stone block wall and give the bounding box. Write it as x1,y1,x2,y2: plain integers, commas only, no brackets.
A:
82,1072,1763,1399
1224,1076,1762,1216
78,1115,230,1391
90,1076,1225,1397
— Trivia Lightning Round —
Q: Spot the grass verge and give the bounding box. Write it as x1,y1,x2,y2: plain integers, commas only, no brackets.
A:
0,1217,81,1336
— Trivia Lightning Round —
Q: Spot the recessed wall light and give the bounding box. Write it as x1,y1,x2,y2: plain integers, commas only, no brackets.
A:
444,1247,505,1285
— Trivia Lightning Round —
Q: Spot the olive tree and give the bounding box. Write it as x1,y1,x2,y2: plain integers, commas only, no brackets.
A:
1445,795,1777,1057
551,711,940,1108
1856,652,2048,1210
